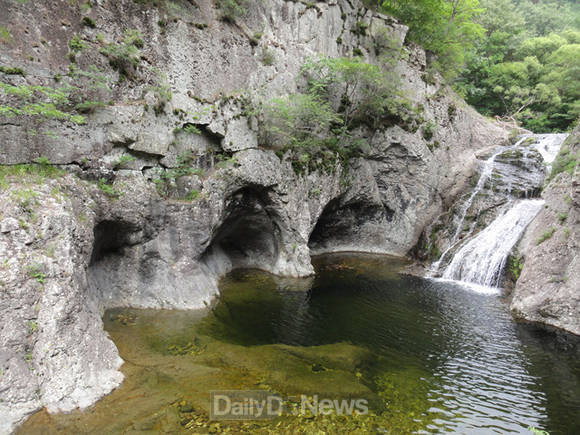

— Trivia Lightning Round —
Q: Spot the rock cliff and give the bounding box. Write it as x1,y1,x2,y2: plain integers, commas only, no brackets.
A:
0,0,506,431
511,126,580,335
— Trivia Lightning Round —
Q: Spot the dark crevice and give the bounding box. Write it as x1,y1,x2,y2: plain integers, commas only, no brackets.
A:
308,197,387,251
202,186,282,271
90,220,142,264
198,124,225,143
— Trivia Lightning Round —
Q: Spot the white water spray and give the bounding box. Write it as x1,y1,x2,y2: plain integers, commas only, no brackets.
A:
431,150,501,271
432,136,532,271
532,133,569,169
437,133,568,290
442,199,544,288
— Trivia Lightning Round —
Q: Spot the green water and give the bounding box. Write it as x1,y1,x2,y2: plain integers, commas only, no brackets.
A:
21,254,580,434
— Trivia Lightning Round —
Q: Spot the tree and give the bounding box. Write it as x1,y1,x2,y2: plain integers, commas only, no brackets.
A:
380,0,485,78
259,94,342,149
455,0,579,131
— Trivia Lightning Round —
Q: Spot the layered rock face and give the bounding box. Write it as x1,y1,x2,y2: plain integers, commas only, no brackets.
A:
414,138,546,270
0,0,507,431
511,127,580,335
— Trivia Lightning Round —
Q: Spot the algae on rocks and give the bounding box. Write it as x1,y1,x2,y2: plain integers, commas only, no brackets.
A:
0,0,508,430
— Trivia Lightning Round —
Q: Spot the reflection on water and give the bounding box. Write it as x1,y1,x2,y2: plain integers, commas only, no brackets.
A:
20,253,580,434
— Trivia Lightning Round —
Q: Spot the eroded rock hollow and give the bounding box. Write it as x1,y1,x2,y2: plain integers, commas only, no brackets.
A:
0,0,509,431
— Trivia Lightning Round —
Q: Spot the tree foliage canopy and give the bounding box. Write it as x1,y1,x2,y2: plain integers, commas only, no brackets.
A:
378,0,579,132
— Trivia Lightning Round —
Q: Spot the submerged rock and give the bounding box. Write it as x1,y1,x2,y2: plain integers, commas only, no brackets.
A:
0,0,508,431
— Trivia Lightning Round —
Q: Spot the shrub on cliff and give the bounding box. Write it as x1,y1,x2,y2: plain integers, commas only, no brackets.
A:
253,54,429,173
216,0,249,23
99,29,144,79
0,63,112,125
260,93,342,150
256,57,424,174
548,128,579,182
301,56,421,131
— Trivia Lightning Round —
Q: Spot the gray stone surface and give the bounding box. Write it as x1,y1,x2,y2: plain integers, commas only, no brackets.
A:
512,128,580,335
414,137,547,269
0,176,123,434
0,0,510,432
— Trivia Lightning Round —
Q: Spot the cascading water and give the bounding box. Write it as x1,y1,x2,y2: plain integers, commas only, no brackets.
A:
438,133,568,289
432,136,531,271
431,149,503,271
532,133,569,169
441,199,544,287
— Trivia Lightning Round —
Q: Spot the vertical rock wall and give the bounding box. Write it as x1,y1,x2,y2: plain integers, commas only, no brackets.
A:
0,0,508,431
511,127,580,335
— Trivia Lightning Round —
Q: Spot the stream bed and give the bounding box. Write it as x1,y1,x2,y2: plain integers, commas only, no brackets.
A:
20,254,580,434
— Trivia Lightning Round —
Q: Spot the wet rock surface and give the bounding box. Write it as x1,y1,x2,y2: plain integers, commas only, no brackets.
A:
0,0,508,431
512,128,580,335
414,138,548,271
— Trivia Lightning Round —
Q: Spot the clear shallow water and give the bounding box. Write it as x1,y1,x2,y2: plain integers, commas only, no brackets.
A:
21,254,580,434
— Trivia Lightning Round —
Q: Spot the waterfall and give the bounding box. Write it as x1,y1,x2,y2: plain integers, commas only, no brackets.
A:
431,150,503,271
437,133,568,289
532,133,569,169
441,199,544,287
432,135,532,271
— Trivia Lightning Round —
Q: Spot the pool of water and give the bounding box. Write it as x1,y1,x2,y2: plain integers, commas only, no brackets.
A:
20,254,580,434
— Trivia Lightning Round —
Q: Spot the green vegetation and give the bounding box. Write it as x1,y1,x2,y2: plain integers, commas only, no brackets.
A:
100,29,144,78
153,151,204,198
261,48,275,66
260,93,345,173
27,320,38,334
422,121,436,141
0,66,25,76
260,93,341,150
216,0,249,23
536,227,556,245
551,274,567,283
0,161,64,190
423,226,442,261
301,56,421,131
97,178,120,198
0,82,86,124
114,154,136,169
0,26,12,43
81,16,96,28
373,24,404,59
27,265,46,285
557,211,568,224
184,189,200,201
174,124,201,135
214,152,238,169
68,34,87,61
123,29,145,49
250,31,262,46
508,254,524,281
377,0,579,132
67,65,112,113
352,21,369,37
148,75,173,115
0,64,111,125
381,0,485,78
257,55,422,173
12,189,39,215
548,138,579,181
456,0,580,131
183,124,201,134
